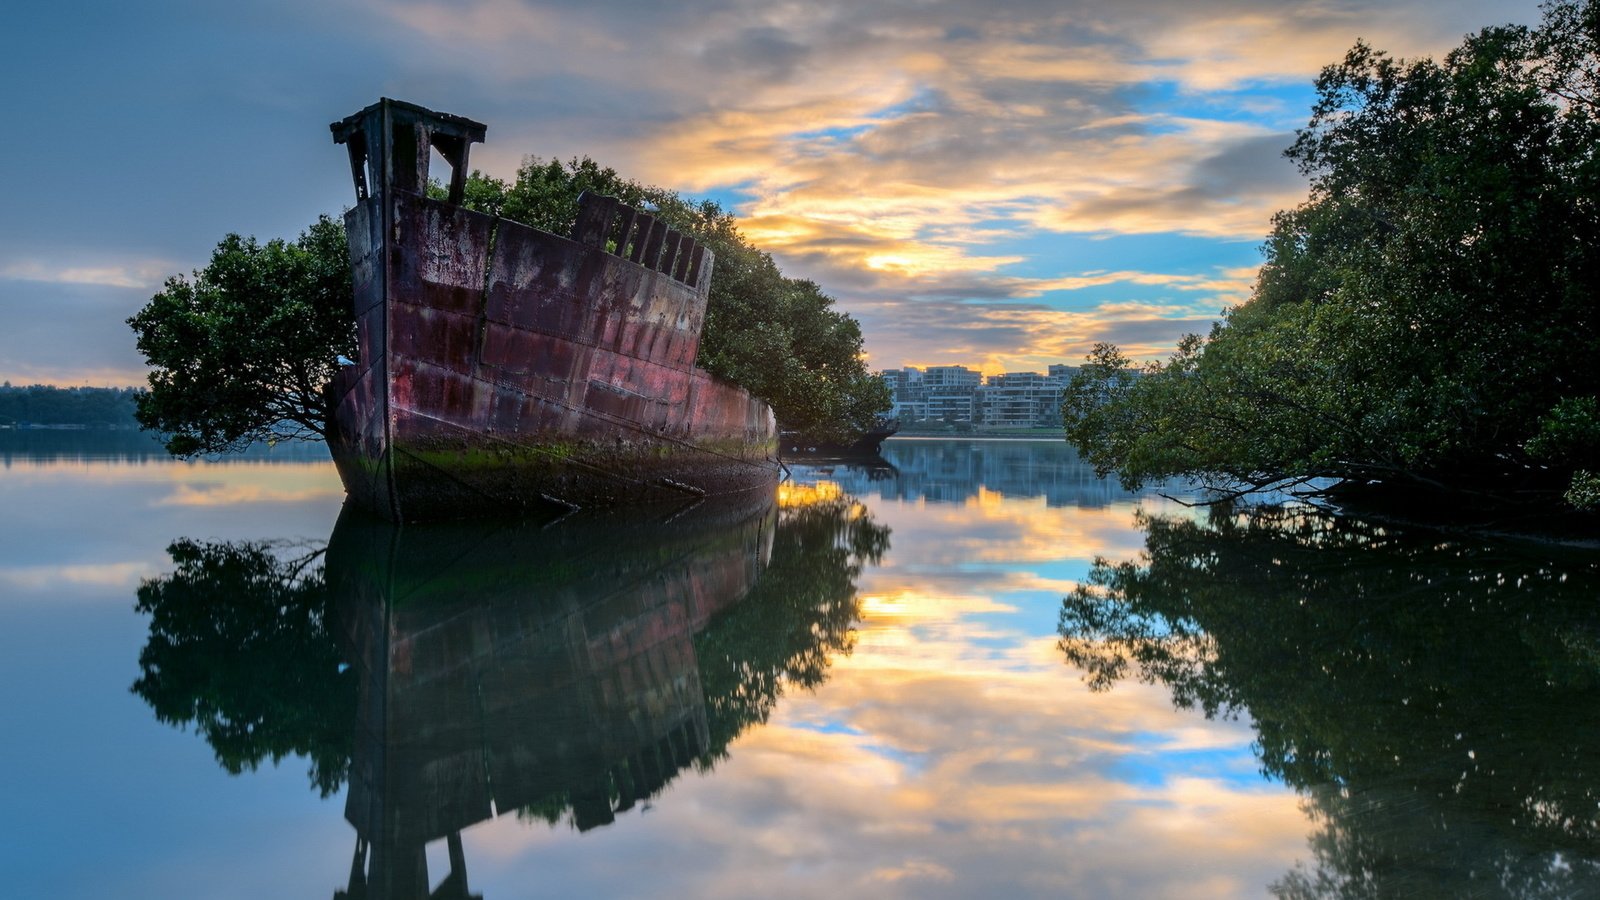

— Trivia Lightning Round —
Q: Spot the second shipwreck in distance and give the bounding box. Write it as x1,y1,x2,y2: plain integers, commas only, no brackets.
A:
325,99,780,522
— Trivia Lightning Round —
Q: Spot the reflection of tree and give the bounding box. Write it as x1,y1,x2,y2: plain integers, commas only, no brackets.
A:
695,483,891,763
132,484,887,827
132,539,354,797
1058,505,1600,897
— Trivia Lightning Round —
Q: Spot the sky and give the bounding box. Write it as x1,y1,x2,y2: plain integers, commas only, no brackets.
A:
0,0,1546,385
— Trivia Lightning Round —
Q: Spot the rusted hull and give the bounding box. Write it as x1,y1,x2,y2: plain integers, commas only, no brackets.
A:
327,190,779,521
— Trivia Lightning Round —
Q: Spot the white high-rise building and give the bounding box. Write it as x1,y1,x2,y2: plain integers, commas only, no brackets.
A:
880,363,1077,426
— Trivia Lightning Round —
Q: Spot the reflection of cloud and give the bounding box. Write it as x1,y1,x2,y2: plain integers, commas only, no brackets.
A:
852,491,1207,604
0,457,346,624
894,490,1153,566
718,493,1304,890
459,667,1303,897
1,458,344,509
860,590,1016,625
3,457,334,479
455,589,1303,898
855,590,1021,657
445,479,1304,896
155,482,345,507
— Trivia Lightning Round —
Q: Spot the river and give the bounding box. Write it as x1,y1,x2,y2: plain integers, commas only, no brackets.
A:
2,434,1596,898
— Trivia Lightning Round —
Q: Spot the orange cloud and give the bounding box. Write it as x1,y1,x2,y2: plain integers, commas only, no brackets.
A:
363,0,1530,373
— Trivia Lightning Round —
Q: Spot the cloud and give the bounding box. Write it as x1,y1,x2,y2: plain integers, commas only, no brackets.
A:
0,281,154,387
356,0,1542,372
1,0,1544,385
0,561,157,593
373,0,1521,243
0,259,173,290
852,293,1233,373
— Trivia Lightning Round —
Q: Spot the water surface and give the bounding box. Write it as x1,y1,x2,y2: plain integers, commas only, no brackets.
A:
2,434,1595,898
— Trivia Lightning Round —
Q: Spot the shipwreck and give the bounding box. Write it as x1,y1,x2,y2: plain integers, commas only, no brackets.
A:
326,98,780,522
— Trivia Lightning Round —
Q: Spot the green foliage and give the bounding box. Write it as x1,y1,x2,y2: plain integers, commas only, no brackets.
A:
1526,395,1600,463
132,539,353,797
1058,504,1600,894
127,216,354,456
1568,469,1600,510
1062,0,1600,507
0,384,142,427
453,158,891,440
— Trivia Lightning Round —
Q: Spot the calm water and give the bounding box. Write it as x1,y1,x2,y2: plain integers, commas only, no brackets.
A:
3,434,1597,898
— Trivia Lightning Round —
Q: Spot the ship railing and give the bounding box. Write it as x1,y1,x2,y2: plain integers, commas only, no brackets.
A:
571,192,714,293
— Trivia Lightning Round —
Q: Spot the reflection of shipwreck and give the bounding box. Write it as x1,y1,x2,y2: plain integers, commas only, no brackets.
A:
327,98,778,522
328,493,776,899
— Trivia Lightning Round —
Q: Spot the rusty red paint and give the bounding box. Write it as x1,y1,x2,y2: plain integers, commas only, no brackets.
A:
327,99,779,521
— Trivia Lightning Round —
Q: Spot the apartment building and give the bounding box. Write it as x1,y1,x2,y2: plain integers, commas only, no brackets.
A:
880,364,1080,427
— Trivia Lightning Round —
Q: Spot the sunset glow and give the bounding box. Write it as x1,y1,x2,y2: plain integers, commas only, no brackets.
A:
0,0,1545,385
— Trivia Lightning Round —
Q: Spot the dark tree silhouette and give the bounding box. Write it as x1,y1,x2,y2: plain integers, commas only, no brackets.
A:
132,538,354,796
1059,504,1600,897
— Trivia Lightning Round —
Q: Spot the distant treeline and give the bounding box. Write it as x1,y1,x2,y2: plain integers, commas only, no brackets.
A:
0,384,144,427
